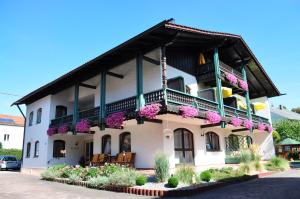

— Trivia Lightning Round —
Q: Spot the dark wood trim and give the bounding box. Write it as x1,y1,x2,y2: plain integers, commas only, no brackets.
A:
107,71,124,79
201,123,221,129
143,56,160,65
144,118,162,124
79,83,97,89
232,128,249,132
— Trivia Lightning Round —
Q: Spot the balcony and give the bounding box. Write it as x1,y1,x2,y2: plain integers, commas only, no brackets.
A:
50,88,269,128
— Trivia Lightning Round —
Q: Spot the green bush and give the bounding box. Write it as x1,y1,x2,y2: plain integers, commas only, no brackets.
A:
252,160,263,171
85,167,102,179
0,149,22,160
102,163,123,177
154,152,169,182
238,163,252,174
88,176,109,187
240,150,252,163
199,171,211,182
265,157,290,171
167,176,179,188
201,167,244,182
108,168,138,187
41,169,61,180
175,165,195,185
225,156,240,164
68,173,82,183
136,175,147,186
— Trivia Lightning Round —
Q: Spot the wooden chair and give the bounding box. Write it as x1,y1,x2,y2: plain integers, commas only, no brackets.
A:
91,154,100,166
98,154,108,166
112,152,135,168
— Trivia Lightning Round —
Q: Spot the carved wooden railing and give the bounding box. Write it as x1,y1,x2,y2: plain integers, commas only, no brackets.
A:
78,107,100,121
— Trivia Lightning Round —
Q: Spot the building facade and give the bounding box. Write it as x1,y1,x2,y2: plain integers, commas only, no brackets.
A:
14,19,280,172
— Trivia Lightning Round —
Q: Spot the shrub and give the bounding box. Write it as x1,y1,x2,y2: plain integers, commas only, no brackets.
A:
175,165,195,185
239,163,252,174
68,173,82,183
136,175,147,186
41,169,61,180
85,167,102,179
108,168,138,187
102,163,123,177
200,167,244,182
252,161,263,171
239,150,252,163
265,157,290,171
167,176,179,188
88,176,109,188
199,171,211,182
0,149,22,160
154,153,169,182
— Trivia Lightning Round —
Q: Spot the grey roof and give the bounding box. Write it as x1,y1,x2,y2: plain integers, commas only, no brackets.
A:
271,107,300,122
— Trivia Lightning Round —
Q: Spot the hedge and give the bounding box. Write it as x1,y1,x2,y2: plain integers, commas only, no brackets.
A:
0,149,22,160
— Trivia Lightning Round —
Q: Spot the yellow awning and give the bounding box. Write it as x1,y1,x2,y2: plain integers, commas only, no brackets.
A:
222,87,232,98
237,99,247,110
253,102,266,111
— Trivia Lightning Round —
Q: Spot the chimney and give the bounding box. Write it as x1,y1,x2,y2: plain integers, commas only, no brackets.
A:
279,105,286,110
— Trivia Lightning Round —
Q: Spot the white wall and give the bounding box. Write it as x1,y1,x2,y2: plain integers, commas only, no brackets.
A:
0,125,24,149
251,96,272,123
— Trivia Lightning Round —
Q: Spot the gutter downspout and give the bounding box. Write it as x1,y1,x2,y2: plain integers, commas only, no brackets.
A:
16,104,26,164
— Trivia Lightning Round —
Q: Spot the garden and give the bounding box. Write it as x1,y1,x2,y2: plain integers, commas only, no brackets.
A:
41,147,290,196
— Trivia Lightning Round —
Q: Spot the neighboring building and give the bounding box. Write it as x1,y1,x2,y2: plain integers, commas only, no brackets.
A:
13,19,280,173
271,105,300,123
0,114,24,149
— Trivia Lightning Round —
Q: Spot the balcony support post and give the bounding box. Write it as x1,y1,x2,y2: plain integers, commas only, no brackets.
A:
100,71,106,130
136,51,145,124
161,45,168,105
73,83,79,131
241,64,253,131
213,48,225,128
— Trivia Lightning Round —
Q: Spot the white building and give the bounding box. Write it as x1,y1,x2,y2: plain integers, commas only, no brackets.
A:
13,19,281,174
0,114,24,150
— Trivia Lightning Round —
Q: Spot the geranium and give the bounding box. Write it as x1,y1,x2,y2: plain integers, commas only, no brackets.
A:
139,103,161,119
225,73,238,85
47,127,56,136
266,124,273,133
179,106,199,118
243,119,253,130
239,80,248,91
230,117,242,127
105,112,125,129
58,124,69,134
257,123,266,131
75,119,90,133
205,111,222,124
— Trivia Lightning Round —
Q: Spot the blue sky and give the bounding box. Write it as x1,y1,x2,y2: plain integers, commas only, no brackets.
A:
0,0,299,116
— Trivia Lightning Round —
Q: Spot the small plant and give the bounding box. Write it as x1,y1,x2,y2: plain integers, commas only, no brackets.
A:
88,176,109,188
85,167,102,180
238,163,252,174
68,173,82,183
108,168,138,187
167,176,179,188
257,123,266,131
154,152,169,182
102,163,123,177
225,73,238,85
205,111,222,124
179,105,199,118
175,165,195,185
238,80,248,91
47,127,56,136
58,124,69,134
41,169,61,180
136,175,147,186
75,119,90,133
199,171,211,182
243,119,253,130
266,124,273,133
265,157,290,171
252,160,263,171
139,103,161,119
230,117,242,127
105,112,125,129
239,149,252,163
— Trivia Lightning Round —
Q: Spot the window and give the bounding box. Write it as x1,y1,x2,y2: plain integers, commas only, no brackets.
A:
29,112,34,126
36,108,42,124
174,128,194,164
119,132,131,152
26,142,31,158
34,141,39,157
185,85,191,94
246,136,253,147
228,134,240,151
102,135,111,154
55,106,67,118
4,134,9,141
167,77,184,92
205,132,220,151
53,140,66,158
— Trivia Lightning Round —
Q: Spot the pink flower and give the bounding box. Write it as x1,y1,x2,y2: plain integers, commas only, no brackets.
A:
205,111,222,124
58,124,69,134
266,124,273,133
243,119,253,130
75,119,90,133
179,106,199,118
257,123,266,131
225,73,238,85
47,127,56,136
105,112,125,129
139,103,161,119
239,80,248,91
230,117,242,127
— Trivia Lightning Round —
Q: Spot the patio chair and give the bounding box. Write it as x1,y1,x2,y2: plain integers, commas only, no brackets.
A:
91,154,108,166
91,154,100,166
112,152,135,168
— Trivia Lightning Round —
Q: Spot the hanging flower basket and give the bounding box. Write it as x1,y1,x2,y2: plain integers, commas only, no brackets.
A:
225,73,238,85
179,106,199,118
238,80,248,91
58,124,69,134
75,119,91,133
230,117,242,127
205,111,222,124
243,119,253,130
257,123,266,131
266,124,273,133
47,127,57,136
139,103,161,119
105,112,125,129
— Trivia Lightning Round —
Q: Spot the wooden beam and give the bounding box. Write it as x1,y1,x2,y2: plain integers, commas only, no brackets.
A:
144,118,163,124
143,56,160,65
201,123,221,129
79,83,96,89
232,128,249,133
107,71,124,79
73,83,79,128
99,71,106,130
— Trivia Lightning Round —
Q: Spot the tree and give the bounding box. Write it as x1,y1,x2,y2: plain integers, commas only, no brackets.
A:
291,107,300,114
274,120,300,142
0,142,2,149
272,131,281,144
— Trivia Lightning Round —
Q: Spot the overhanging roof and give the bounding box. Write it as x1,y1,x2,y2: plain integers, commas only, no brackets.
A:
13,18,281,106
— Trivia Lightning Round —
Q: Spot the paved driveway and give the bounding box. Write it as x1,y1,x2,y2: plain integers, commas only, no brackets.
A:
0,169,300,199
